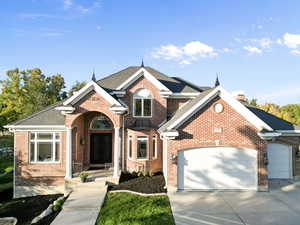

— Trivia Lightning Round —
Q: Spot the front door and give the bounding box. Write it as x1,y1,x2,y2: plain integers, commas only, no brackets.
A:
90,133,112,164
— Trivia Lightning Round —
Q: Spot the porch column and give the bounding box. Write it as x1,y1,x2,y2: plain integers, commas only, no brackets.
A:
114,127,120,178
65,127,72,179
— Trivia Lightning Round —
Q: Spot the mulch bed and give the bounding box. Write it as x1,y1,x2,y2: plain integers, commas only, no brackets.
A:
108,172,166,194
0,188,13,203
0,194,62,225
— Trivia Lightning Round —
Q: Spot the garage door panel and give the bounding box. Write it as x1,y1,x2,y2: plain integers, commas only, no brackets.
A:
267,143,291,179
178,147,257,190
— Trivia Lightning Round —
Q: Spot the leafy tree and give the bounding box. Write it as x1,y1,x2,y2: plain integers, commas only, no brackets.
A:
248,98,257,106
68,81,87,97
0,68,67,130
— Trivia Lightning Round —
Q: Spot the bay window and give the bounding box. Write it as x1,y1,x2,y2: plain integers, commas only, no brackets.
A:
137,136,148,159
30,132,60,163
133,89,152,117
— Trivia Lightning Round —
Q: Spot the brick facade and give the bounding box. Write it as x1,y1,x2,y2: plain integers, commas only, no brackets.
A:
15,131,66,187
167,97,268,188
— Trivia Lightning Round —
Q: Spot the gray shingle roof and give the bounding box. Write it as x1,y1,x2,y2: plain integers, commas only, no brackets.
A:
246,106,300,131
9,101,65,126
158,88,215,132
97,66,202,93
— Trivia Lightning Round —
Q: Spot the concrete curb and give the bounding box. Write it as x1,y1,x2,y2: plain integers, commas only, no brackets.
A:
109,190,167,196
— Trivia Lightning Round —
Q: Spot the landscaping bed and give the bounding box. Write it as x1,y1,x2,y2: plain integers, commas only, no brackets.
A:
0,194,63,225
96,192,175,225
108,171,166,194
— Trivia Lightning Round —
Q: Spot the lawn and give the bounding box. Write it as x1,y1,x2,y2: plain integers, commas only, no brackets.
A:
96,192,175,225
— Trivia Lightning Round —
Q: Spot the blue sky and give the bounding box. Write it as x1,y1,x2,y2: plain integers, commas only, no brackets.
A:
1,0,300,105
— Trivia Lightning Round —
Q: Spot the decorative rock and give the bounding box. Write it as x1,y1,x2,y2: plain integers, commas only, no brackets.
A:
31,204,53,224
0,217,17,225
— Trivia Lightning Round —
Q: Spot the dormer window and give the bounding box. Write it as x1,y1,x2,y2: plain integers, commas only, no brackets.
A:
133,89,152,117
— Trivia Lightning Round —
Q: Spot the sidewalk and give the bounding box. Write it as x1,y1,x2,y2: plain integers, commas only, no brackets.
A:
51,182,106,225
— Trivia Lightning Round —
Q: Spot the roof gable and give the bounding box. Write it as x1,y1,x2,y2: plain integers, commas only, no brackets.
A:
97,66,202,94
63,81,122,107
116,67,171,91
159,86,273,133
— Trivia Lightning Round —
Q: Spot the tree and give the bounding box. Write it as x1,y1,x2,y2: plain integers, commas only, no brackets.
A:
0,68,67,130
68,81,87,97
248,98,257,106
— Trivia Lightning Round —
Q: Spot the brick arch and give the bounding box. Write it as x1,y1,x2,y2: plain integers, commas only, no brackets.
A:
68,111,116,129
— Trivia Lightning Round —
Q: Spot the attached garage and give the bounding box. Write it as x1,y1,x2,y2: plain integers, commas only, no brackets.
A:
267,143,292,179
178,147,258,190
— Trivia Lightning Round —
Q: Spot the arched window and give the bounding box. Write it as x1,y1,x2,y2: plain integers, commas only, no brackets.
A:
90,115,113,130
133,89,152,117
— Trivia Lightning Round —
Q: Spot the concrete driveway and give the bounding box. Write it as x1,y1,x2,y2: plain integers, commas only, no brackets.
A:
168,181,300,225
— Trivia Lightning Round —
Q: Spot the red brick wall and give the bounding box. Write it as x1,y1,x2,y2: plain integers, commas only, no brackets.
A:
167,98,189,118
167,97,268,187
15,131,66,186
125,129,162,172
121,76,167,128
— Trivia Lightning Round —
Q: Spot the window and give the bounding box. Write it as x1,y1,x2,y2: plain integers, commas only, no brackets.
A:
90,115,113,130
133,89,152,117
152,136,157,159
137,136,148,159
128,135,132,159
30,132,60,163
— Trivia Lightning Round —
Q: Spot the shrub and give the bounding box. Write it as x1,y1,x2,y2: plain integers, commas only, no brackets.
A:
79,172,88,179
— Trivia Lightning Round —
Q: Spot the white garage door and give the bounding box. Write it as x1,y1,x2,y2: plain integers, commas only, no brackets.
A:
178,147,258,190
267,143,292,179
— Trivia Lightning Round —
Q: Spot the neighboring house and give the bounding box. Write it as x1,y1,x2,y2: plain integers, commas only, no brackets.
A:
5,65,300,197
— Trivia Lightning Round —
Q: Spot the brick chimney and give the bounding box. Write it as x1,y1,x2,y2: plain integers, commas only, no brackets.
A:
235,93,247,103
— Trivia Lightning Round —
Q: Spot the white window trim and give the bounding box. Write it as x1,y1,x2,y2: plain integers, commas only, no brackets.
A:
152,135,157,159
128,135,133,160
29,132,61,163
133,97,153,118
137,136,149,160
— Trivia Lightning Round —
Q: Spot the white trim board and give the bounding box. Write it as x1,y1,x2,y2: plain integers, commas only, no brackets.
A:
63,81,122,106
116,68,171,92
166,86,273,132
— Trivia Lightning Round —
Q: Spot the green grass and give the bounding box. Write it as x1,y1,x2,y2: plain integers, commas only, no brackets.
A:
0,155,13,174
96,192,175,225
0,135,13,148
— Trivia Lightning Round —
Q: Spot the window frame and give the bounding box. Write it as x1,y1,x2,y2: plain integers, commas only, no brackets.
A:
136,136,149,160
152,135,157,159
128,135,133,160
132,90,153,118
90,115,113,130
29,132,61,163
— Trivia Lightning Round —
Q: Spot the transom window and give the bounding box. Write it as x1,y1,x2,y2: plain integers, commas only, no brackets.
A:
90,115,113,130
30,132,60,163
133,89,152,117
137,136,148,160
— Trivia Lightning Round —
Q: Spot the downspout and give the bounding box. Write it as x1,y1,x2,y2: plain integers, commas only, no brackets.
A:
122,111,129,171
13,129,16,198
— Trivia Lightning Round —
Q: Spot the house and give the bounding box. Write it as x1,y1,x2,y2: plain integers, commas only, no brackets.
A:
5,65,300,197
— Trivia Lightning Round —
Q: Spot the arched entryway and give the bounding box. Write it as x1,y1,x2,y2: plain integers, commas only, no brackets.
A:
89,114,113,166
70,111,116,173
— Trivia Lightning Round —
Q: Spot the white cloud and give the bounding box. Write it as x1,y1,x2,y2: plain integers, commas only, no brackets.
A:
63,0,101,14
19,13,56,19
179,60,191,65
152,41,217,64
248,38,273,49
290,49,300,55
283,33,300,48
259,86,300,104
222,48,232,53
96,25,101,30
243,46,262,55
63,0,72,9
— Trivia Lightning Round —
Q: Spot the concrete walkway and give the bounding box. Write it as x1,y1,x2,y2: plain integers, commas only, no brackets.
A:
169,181,300,225
51,181,106,225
